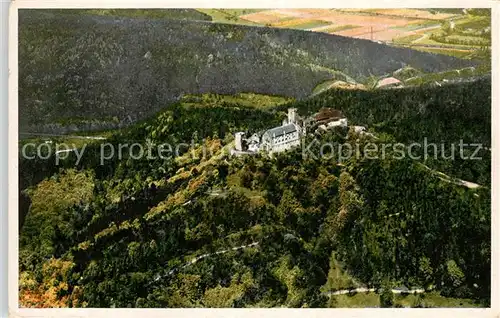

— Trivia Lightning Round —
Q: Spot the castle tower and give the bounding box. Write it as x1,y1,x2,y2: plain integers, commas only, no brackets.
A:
235,132,245,151
288,108,297,124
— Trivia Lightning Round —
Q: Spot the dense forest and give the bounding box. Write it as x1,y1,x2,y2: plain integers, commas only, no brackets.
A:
18,9,478,132
19,77,490,308
282,77,491,185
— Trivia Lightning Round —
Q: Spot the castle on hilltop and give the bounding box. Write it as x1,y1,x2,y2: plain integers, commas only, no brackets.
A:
231,107,348,156
261,108,302,154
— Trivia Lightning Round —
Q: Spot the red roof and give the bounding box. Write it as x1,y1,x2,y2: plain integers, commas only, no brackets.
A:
376,77,402,88
315,108,344,122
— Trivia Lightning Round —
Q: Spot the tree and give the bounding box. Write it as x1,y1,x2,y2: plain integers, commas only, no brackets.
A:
441,21,452,34
335,172,364,231
239,167,253,188
277,189,304,226
379,280,394,308
19,258,80,308
445,259,465,288
418,257,434,286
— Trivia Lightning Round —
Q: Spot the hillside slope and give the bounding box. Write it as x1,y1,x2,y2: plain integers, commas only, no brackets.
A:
17,78,491,232
19,80,490,307
19,118,490,308
19,10,477,132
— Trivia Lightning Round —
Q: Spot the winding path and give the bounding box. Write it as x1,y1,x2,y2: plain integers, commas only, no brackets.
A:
419,163,483,189
148,242,260,286
146,239,432,299
19,132,107,140
323,287,427,297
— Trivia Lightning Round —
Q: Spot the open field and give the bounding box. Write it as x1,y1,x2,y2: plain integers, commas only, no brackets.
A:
407,46,474,59
390,20,441,31
339,9,458,20
455,15,491,29
195,9,263,25
271,17,328,28
392,33,424,44
221,9,491,61
446,34,490,46
327,291,482,308
237,9,449,44
241,9,422,28
315,24,360,33
239,10,292,24
283,19,332,30
320,253,484,308
180,93,294,109
412,36,483,48
336,26,408,41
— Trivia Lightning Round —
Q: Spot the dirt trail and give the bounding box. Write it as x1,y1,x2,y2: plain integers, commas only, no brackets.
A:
323,286,427,296
148,242,260,286
419,163,483,189
19,132,107,140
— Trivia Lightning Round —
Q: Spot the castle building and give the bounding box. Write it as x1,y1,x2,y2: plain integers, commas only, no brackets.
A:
261,108,301,154
234,132,245,151
232,107,338,156
314,108,348,130
261,123,301,154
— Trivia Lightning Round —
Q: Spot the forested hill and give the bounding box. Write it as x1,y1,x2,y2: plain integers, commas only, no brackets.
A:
19,80,490,308
19,10,477,131
281,77,491,185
